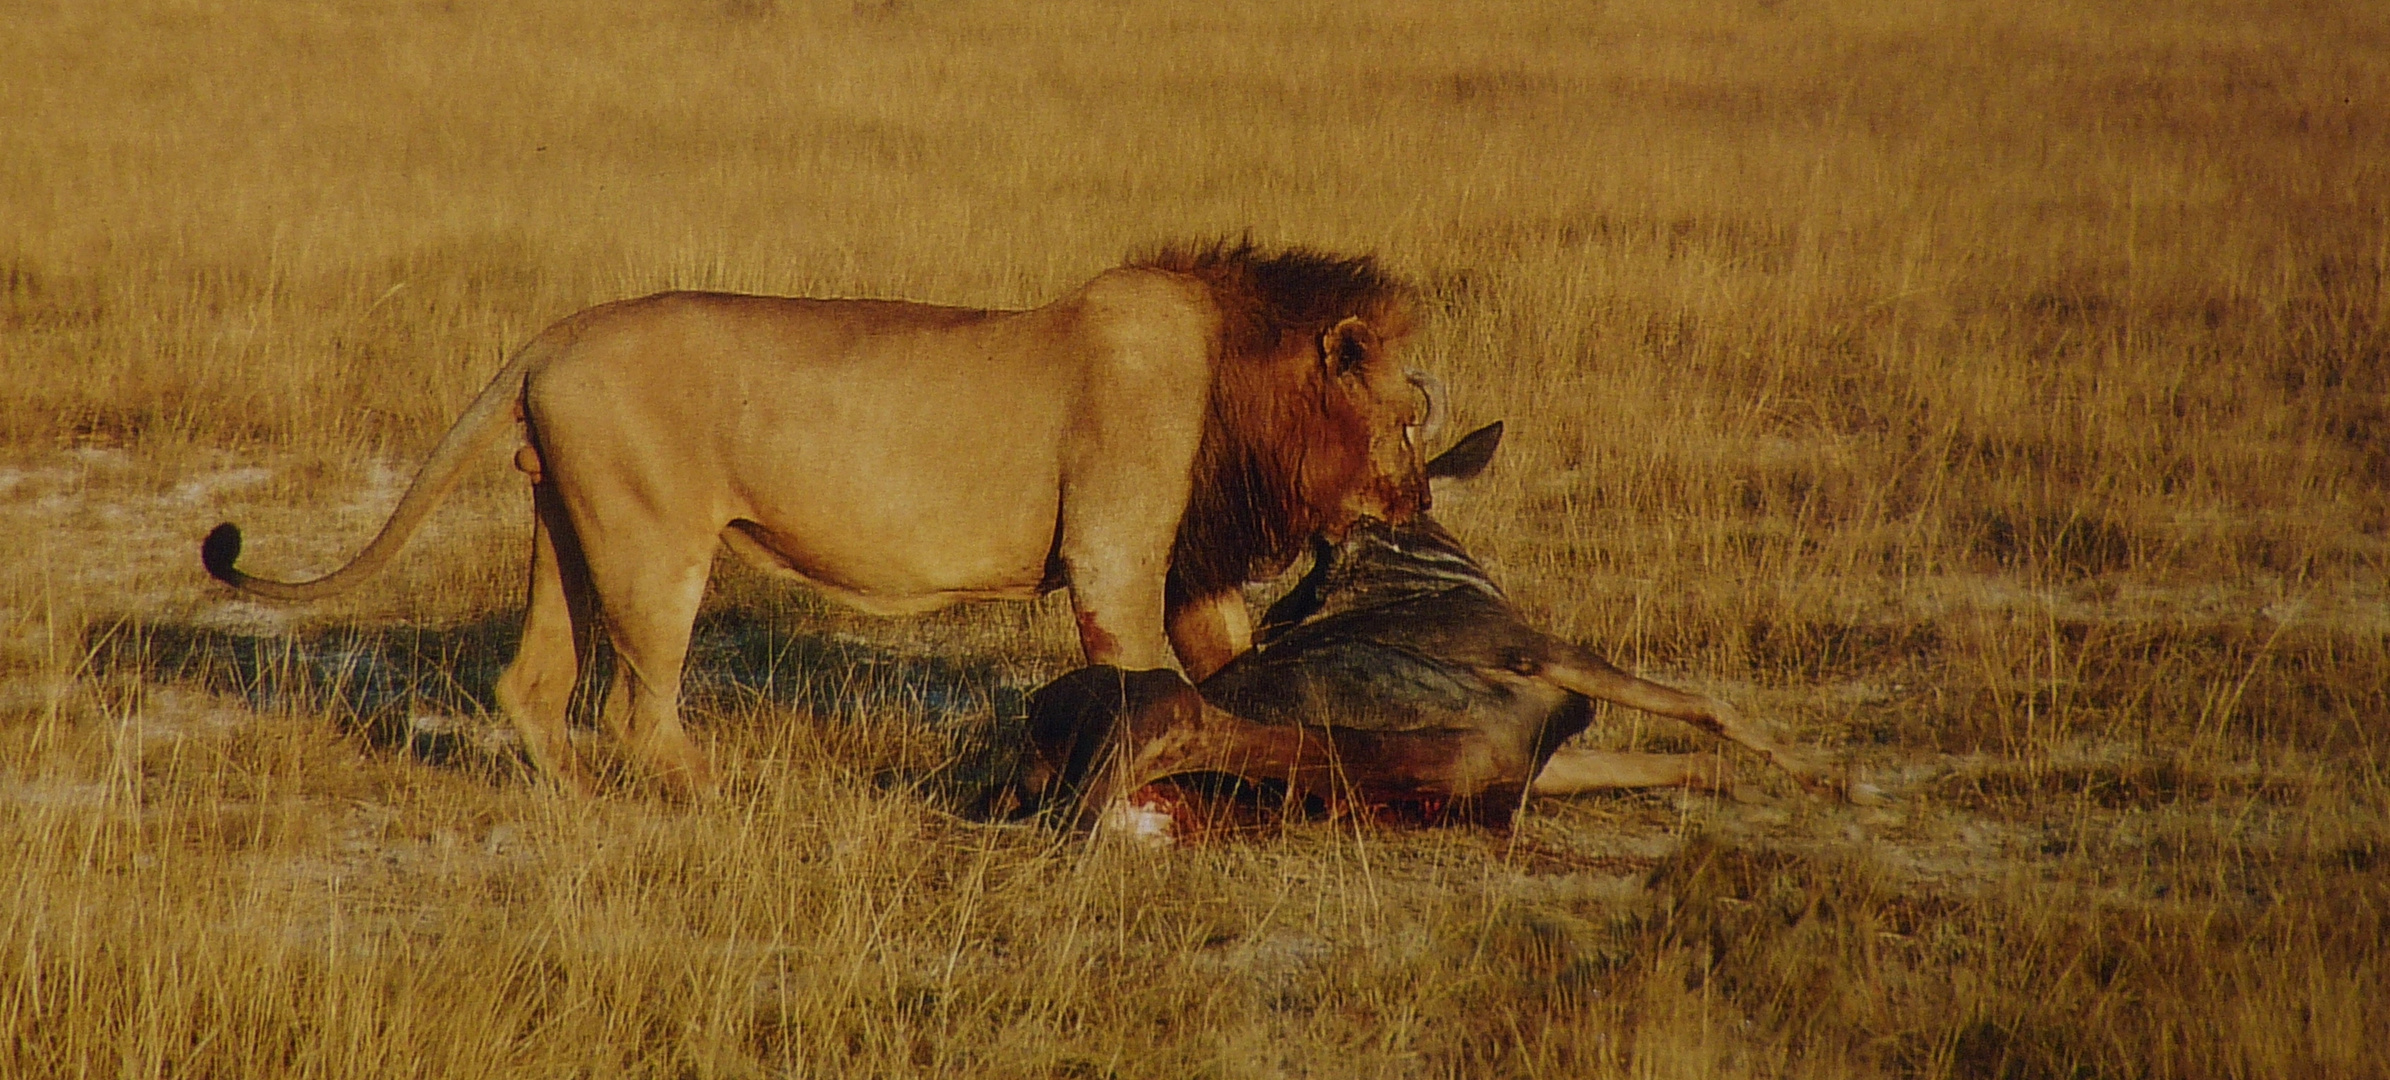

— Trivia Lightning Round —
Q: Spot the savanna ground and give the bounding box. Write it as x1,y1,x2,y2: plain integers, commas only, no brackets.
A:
3,0,2385,1076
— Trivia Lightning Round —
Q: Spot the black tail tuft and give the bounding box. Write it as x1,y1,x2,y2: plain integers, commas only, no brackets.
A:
201,523,244,584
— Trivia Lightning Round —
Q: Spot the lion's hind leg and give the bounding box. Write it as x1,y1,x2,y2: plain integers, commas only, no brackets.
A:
579,518,719,800
496,482,599,795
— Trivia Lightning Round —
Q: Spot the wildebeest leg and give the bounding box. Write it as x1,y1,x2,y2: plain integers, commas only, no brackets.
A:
1535,638,1878,802
579,522,717,799
1147,716,1529,819
1061,684,1528,821
493,482,599,795
1529,640,1883,802
1164,579,1252,681
1531,748,1751,798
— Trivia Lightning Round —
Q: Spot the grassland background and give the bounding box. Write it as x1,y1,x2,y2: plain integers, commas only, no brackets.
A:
2,0,2385,1076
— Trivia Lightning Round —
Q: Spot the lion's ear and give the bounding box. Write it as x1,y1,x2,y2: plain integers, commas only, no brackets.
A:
1320,316,1380,376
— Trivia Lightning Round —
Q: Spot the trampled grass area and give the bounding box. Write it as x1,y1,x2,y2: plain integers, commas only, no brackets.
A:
2,0,2384,1076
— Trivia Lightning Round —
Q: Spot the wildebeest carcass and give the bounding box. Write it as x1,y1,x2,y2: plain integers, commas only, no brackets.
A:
1019,421,1876,840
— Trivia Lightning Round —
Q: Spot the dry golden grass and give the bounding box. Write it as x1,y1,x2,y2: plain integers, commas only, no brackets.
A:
3,0,2385,1076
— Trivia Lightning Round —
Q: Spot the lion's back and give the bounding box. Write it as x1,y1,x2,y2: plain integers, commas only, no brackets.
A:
512,281,1231,608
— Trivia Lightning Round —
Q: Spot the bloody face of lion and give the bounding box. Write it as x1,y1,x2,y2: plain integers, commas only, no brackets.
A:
1152,242,1440,606
1305,314,1437,536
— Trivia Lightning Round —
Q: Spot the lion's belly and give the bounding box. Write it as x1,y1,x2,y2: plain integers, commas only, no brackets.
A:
715,355,1073,611
524,289,1181,618
720,492,1061,616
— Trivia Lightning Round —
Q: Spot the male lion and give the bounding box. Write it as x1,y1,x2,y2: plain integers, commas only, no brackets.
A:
202,242,1438,797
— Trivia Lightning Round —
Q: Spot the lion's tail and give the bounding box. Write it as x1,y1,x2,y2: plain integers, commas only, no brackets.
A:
202,339,549,602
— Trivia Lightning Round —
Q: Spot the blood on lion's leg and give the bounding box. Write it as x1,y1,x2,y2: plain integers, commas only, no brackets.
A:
1058,528,1184,675
494,482,597,796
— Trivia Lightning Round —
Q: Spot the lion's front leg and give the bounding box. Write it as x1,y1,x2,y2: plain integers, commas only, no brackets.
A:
1164,583,1252,682
1055,453,1198,673
1052,297,1210,672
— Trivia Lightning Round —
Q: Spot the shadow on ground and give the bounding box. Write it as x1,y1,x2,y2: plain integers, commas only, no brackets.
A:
87,609,1038,809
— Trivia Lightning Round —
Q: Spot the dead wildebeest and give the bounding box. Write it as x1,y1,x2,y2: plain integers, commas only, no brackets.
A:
1019,421,1877,841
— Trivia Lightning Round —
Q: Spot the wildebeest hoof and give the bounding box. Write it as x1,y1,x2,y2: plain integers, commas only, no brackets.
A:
1795,763,1888,806
1094,791,1182,847
1840,775,1890,807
